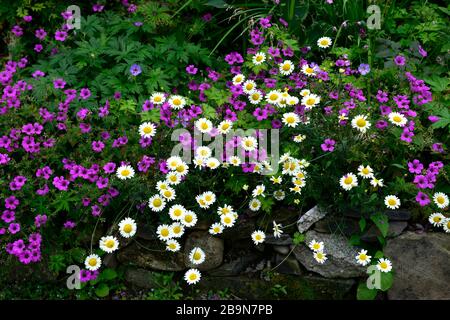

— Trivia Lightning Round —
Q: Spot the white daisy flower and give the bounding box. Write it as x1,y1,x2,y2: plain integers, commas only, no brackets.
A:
248,91,264,104
249,198,261,212
206,157,220,169
169,222,185,238
116,165,135,180
168,205,185,220
218,120,233,134
156,180,170,191
220,213,236,227
232,74,245,86
252,52,266,65
138,122,156,138
433,192,449,209
266,90,282,104
180,210,198,227
339,173,358,191
195,146,212,159
118,217,137,238
351,115,371,133
358,165,374,179
174,162,189,176
85,254,102,271
252,184,266,198
442,218,450,233
168,95,186,110
384,195,401,210
376,258,392,273
317,36,332,48
156,224,172,241
309,239,324,252
313,251,327,264
286,95,299,106
195,118,213,134
166,172,182,185
279,60,294,75
282,112,300,128
160,186,176,201
242,80,257,94
150,92,166,105
166,156,183,170
370,177,384,187
184,268,201,285
241,136,258,151
189,247,206,265
355,249,371,266
301,64,316,77
209,222,224,235
251,230,266,245
228,155,241,166
301,93,321,109
428,212,445,227
388,112,407,127
293,134,306,143
148,195,166,212
217,204,234,215
300,89,311,97
273,190,285,201
166,239,180,252
99,236,119,253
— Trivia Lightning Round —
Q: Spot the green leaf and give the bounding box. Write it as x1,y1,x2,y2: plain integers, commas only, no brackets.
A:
101,269,118,281
370,213,389,238
202,104,218,119
357,282,378,300
374,250,384,259
293,232,305,245
349,234,361,246
379,272,394,291
141,108,161,123
95,283,110,298
359,217,366,232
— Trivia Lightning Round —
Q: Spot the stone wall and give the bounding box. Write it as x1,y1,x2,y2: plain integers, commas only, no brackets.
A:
114,206,450,300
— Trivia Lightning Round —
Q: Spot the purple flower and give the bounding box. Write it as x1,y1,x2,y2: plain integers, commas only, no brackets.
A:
394,55,406,66
432,143,444,153
23,15,33,22
418,44,427,57
202,13,212,22
92,140,105,153
93,4,105,12
416,191,430,206
130,64,142,76
96,177,109,189
64,221,76,229
53,78,66,89
5,196,19,210
259,17,271,29
408,159,423,174
53,176,70,191
186,65,198,75
9,223,20,234
35,29,47,40
35,214,47,228
80,88,91,100
321,138,336,152
358,63,370,75
55,30,68,41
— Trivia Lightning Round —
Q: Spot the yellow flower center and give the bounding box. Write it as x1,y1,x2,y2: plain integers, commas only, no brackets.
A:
388,199,396,206
306,98,315,105
305,67,313,74
256,55,263,62
154,96,162,102
105,239,115,248
143,126,153,134
173,98,181,105
173,226,181,234
255,235,261,240
121,169,130,176
153,198,162,207
193,252,202,260
362,168,369,175
213,227,220,233
344,177,353,184
123,224,132,233
380,262,388,269
270,93,278,101
437,196,444,204
282,63,291,71
189,273,197,281
393,115,402,123
163,190,172,198
224,217,231,224
246,84,253,90
169,243,176,249
320,39,329,46
161,229,169,237
252,93,260,100
356,118,366,127
88,258,97,267
201,122,209,130
185,215,193,223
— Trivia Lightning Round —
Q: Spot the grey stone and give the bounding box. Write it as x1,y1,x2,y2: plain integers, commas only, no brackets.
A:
385,232,450,300
274,254,303,275
297,205,327,233
117,241,185,271
293,230,366,278
361,221,407,243
344,210,411,221
257,206,299,232
273,245,290,255
265,234,293,245
124,268,158,289
222,217,255,240
208,253,261,276
184,231,224,271
314,216,360,236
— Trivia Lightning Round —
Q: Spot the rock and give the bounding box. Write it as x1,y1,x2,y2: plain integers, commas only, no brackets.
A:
198,274,355,299
344,210,411,221
208,253,261,276
273,245,290,255
297,205,327,233
265,234,293,245
184,231,224,271
274,254,303,275
293,230,366,278
192,219,211,231
385,232,450,300
124,268,158,289
103,253,118,269
222,217,255,240
360,221,407,243
136,224,158,241
313,216,360,236
117,241,185,271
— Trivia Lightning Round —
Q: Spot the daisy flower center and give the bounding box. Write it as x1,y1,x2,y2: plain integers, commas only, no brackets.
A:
161,229,169,237
123,224,132,233
433,216,442,223
143,127,153,134
185,215,193,223
356,118,366,127
189,274,197,281
193,252,201,260
153,199,162,207
393,115,402,123
121,169,130,176
282,64,290,71
173,99,181,105
88,258,97,266
388,199,396,206
437,196,444,204
344,177,353,184
305,67,313,74
380,262,388,269
105,240,115,248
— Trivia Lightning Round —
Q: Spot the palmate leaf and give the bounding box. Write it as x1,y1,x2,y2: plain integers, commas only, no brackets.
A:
370,212,389,238
145,68,170,92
